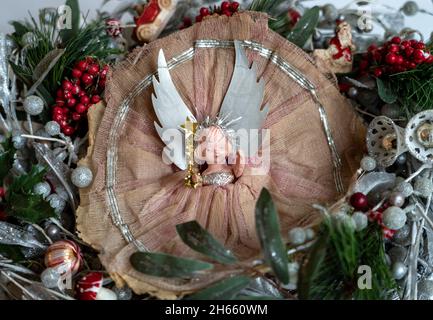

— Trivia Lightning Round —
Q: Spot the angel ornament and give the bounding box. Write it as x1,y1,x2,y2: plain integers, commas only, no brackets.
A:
152,41,269,188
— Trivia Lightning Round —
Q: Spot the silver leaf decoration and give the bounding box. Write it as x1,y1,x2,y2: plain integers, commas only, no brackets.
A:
0,222,46,250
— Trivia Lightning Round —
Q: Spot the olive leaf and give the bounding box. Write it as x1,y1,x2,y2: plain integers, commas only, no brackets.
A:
255,188,289,284
176,221,237,265
130,252,213,278
186,276,252,300
287,6,320,48
376,77,397,104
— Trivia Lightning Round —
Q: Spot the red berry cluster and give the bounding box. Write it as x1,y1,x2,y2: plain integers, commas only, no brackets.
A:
51,58,108,136
196,1,240,22
359,37,433,77
350,192,396,239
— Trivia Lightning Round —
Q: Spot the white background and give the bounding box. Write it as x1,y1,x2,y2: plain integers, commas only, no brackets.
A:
0,0,432,39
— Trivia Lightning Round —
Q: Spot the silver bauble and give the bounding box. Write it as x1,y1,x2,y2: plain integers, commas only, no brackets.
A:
44,121,61,136
382,207,407,230
418,280,433,300
288,228,306,245
391,262,407,280
347,87,358,99
360,156,376,171
414,177,433,198
46,193,66,214
33,182,51,199
45,224,61,241
113,286,133,300
322,4,338,22
395,153,407,165
71,166,93,188
352,211,368,231
12,134,26,149
23,95,44,116
305,228,315,241
395,181,413,197
388,192,405,207
41,268,60,289
402,1,419,16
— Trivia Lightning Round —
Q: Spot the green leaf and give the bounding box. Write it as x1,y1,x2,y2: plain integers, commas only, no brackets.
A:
130,252,213,278
6,193,56,224
287,6,320,48
297,228,330,299
186,276,252,300
376,78,397,104
255,188,289,284
60,0,80,44
176,221,237,265
9,21,30,38
0,137,15,181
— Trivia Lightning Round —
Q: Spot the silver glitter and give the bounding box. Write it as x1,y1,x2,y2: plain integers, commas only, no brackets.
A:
33,181,51,199
382,207,407,230
45,121,61,136
23,95,44,116
352,211,368,231
0,222,46,249
288,228,306,245
202,172,235,186
71,166,93,188
46,194,66,214
40,268,60,289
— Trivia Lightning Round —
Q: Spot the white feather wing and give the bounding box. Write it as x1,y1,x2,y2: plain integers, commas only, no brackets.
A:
152,50,196,170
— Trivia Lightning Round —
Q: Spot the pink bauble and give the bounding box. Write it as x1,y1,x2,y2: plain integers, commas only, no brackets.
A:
44,240,82,276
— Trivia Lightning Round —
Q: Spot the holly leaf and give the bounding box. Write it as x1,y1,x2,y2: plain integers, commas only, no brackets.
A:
176,221,238,265
9,21,30,38
130,252,213,278
287,6,320,48
60,0,80,44
376,78,397,104
0,137,15,181
255,188,289,284
186,276,252,300
6,193,55,224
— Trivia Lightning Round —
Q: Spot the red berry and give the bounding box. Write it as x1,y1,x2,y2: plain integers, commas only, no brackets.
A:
409,61,417,69
88,64,100,76
200,7,210,16
401,40,410,48
195,15,203,22
0,187,5,198
75,103,87,114
91,95,101,104
395,55,404,65
98,79,106,89
405,46,414,57
72,84,81,95
62,126,75,136
76,60,89,72
409,39,418,47
368,210,382,222
52,106,64,114
63,91,72,100
373,67,383,77
71,68,83,79
81,73,94,86
62,80,73,91
53,113,64,122
222,9,232,16
367,44,377,52
413,49,425,61
80,95,90,105
56,89,64,98
383,227,396,240
230,1,240,11
72,112,82,121
100,65,109,78
391,36,401,44
385,52,397,64
67,98,77,107
221,1,230,11
388,44,400,53
415,42,425,50
426,55,433,63
350,192,369,212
